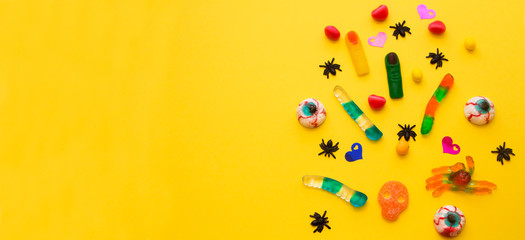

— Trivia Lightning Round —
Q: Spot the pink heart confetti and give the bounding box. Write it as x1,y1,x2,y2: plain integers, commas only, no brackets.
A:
417,4,436,19
442,136,460,155
368,32,387,48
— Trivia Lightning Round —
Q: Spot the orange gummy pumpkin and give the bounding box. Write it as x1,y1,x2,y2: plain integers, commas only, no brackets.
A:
378,181,409,221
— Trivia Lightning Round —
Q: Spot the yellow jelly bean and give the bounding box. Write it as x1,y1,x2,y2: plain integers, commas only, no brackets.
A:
412,68,422,83
464,38,476,51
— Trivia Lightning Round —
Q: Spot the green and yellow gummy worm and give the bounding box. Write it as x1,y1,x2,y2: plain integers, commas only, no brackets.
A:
334,85,383,141
303,175,368,207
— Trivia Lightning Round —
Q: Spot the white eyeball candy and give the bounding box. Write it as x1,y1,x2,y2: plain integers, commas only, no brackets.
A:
434,205,466,238
464,96,495,125
296,98,326,128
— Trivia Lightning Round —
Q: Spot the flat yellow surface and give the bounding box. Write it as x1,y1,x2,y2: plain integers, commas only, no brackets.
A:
0,0,524,239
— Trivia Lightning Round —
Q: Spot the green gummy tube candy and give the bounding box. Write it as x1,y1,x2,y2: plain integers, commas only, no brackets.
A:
385,52,403,99
421,115,434,135
350,191,368,207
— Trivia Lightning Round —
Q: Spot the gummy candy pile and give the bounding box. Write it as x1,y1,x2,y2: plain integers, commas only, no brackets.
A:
299,3,513,237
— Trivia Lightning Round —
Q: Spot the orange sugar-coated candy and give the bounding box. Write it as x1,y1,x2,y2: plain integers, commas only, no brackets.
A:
378,181,409,221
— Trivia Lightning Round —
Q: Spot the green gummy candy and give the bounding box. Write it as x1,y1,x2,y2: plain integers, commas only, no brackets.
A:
421,116,434,135
385,53,403,99
365,125,383,141
342,101,363,120
321,177,343,194
350,191,368,207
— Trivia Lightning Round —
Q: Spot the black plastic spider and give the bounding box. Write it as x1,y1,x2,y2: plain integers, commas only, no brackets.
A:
491,142,515,165
390,20,411,39
426,48,449,69
310,211,331,233
397,124,417,141
318,139,339,159
319,58,342,79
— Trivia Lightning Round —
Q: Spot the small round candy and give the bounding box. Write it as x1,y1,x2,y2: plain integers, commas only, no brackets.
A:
296,98,326,128
434,205,466,237
412,68,422,82
464,37,476,51
324,26,340,41
396,139,409,156
464,96,495,125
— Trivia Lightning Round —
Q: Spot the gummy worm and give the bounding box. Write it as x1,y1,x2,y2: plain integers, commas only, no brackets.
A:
302,175,368,207
334,85,383,141
421,73,454,135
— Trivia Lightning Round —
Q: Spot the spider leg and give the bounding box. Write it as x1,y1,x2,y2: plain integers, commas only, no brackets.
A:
330,58,334,64
431,163,465,175
318,151,326,156
324,223,331,229
468,180,497,190
442,58,448,61
426,177,450,190
330,152,336,159
466,156,475,175
432,183,453,197
389,26,396,29
324,69,330,78
402,20,406,25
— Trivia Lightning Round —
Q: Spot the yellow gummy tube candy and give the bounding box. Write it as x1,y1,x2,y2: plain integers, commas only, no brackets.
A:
345,31,369,76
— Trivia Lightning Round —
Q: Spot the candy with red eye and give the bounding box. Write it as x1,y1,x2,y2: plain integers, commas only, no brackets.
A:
434,205,466,237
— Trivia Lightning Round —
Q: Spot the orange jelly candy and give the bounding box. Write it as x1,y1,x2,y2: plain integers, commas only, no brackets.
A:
378,181,409,221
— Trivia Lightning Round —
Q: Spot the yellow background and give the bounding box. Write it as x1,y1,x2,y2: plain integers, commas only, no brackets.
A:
0,0,523,239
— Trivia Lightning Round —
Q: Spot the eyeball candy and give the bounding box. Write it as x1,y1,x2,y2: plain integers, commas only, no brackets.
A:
464,38,476,51
371,5,388,21
434,205,466,237
324,26,340,41
412,68,423,82
378,181,408,221
297,98,326,128
464,96,495,125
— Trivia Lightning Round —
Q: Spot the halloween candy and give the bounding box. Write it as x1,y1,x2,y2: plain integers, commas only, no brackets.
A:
345,31,369,76
296,98,326,128
464,96,495,125
303,175,367,207
378,181,408,221
426,156,496,197
385,52,403,98
334,86,383,141
421,73,454,135
434,205,466,237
